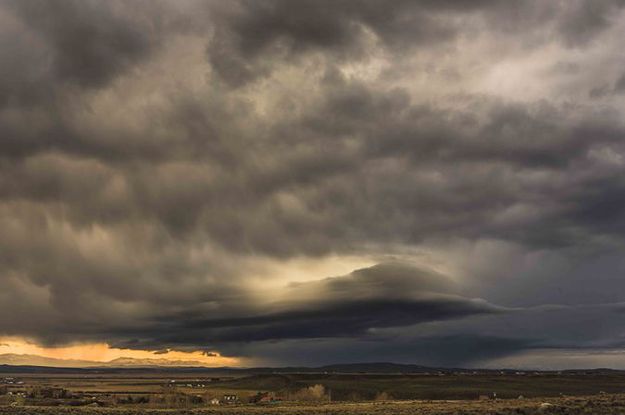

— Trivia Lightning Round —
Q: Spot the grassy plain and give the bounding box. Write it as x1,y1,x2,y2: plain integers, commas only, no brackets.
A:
3,371,625,413
210,371,625,400
5,371,625,400
2,394,625,415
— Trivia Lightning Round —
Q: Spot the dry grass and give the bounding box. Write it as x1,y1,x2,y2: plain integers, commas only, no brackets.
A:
2,393,625,415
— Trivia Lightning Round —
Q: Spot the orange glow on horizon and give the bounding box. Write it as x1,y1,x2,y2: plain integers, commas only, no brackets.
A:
0,337,241,367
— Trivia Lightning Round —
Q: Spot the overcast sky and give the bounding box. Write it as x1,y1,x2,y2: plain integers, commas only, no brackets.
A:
2,0,625,369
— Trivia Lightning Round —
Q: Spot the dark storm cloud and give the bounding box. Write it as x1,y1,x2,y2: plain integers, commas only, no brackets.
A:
306,81,621,170
556,0,625,47
1,0,625,368
4,0,176,90
613,72,625,94
181,298,495,341
211,302,625,366
169,262,501,343
0,0,197,160
206,0,472,86
132,296,498,346
207,0,625,87
94,262,502,350
236,335,537,368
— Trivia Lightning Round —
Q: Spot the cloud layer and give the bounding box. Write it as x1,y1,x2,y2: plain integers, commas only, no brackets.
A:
2,0,625,368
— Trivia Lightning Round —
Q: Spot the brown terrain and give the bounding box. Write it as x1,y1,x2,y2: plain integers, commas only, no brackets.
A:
2,369,625,414
1,394,625,415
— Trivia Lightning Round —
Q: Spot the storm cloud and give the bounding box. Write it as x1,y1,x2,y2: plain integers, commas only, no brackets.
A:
1,0,625,368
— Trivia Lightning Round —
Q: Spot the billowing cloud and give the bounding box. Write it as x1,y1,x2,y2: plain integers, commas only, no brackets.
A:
107,262,502,349
1,0,625,368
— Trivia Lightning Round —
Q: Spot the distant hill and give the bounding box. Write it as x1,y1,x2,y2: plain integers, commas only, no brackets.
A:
0,354,435,372
105,357,213,367
0,355,455,374
0,353,210,369
318,362,434,373
0,353,100,368
0,355,622,375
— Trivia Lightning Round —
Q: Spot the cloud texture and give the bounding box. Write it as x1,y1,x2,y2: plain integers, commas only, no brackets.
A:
2,0,625,368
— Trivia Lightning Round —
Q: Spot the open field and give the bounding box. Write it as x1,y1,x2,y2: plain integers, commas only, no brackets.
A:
212,371,625,400
4,369,625,413
5,371,625,400
3,393,625,415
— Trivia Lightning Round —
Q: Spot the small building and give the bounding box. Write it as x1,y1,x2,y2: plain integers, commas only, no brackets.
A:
258,395,273,404
250,392,271,404
210,397,220,405
222,394,238,404
250,391,282,404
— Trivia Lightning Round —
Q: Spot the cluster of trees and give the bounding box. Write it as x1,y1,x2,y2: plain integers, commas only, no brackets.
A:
292,384,328,402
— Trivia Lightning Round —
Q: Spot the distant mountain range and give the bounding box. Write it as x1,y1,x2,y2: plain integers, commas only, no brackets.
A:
0,354,620,374
0,353,210,368
0,354,457,373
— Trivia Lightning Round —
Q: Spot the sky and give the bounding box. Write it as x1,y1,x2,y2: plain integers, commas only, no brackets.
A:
2,0,625,370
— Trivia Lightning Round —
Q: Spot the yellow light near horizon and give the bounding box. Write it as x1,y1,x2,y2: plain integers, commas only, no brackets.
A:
0,337,241,367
